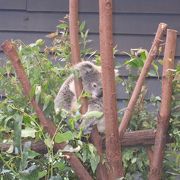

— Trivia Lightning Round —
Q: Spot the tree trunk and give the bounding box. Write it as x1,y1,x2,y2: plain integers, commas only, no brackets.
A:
99,0,124,178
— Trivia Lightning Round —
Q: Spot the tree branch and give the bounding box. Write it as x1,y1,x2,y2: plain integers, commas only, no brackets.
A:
118,23,168,140
0,130,173,153
1,40,92,180
148,29,177,180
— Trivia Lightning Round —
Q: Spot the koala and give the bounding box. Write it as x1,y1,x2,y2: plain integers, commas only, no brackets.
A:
54,61,105,134
80,97,105,134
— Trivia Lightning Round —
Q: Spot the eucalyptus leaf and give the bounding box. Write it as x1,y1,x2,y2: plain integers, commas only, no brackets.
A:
13,113,23,154
35,85,41,103
44,136,54,149
21,128,37,138
20,165,39,180
55,131,74,144
90,154,100,173
38,170,47,179
43,94,52,111
80,21,86,32
6,144,14,154
83,111,103,120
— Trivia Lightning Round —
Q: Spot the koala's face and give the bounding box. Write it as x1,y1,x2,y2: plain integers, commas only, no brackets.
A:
83,73,102,98
75,62,103,99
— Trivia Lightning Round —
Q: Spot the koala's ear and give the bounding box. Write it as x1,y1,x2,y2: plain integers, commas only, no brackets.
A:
74,62,94,76
82,63,94,73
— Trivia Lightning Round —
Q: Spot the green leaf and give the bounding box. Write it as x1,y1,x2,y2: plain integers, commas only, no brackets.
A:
20,165,39,180
80,21,86,32
63,144,81,153
90,154,100,173
21,127,37,138
38,170,47,179
21,142,31,170
55,131,74,143
87,143,100,173
53,162,66,171
6,144,14,154
131,157,137,164
57,23,68,30
4,116,13,128
13,113,23,153
44,136,54,149
35,39,45,47
27,150,40,159
83,111,103,120
35,85,41,103
43,94,52,111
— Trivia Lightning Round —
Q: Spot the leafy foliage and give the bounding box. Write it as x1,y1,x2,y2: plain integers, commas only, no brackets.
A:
119,49,180,179
0,17,99,180
0,17,179,180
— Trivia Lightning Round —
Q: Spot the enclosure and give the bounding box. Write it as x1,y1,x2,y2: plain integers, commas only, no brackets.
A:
0,0,180,180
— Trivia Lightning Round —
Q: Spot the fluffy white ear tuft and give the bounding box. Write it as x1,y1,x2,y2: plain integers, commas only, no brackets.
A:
74,61,101,76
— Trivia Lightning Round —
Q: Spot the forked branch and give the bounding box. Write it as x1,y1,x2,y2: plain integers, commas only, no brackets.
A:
118,23,168,140
148,29,177,180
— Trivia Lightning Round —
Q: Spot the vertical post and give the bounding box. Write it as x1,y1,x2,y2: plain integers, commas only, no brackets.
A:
118,23,167,140
69,0,88,113
69,1,107,179
148,29,177,180
99,0,124,178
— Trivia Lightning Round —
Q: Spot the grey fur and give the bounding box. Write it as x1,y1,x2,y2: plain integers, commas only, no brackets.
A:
54,74,75,113
81,97,105,134
54,61,105,133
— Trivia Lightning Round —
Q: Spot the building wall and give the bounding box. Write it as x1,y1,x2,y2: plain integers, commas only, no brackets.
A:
0,0,180,105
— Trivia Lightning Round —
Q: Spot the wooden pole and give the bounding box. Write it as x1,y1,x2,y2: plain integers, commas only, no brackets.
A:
148,29,177,180
99,0,124,178
120,129,172,147
69,1,108,179
69,0,88,113
118,23,167,140
0,129,173,153
1,41,93,180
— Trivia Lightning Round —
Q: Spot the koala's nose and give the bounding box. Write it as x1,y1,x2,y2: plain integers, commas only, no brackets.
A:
97,88,103,97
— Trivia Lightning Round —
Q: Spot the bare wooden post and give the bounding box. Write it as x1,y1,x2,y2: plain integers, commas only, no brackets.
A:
69,1,108,179
118,23,167,140
1,41,93,180
148,29,177,180
69,0,88,113
99,0,124,178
